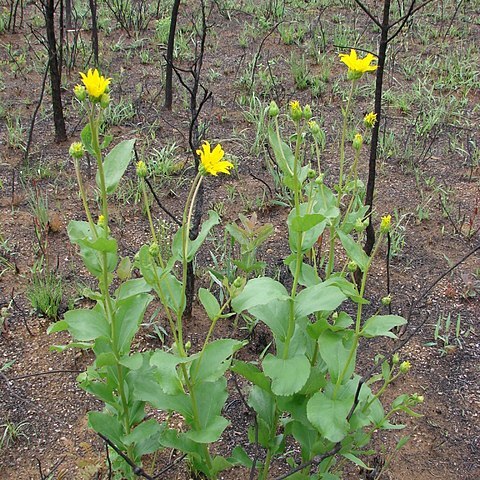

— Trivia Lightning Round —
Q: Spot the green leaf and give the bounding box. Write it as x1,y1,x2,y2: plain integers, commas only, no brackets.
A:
123,419,164,456
249,299,290,342
342,453,371,469
88,411,125,448
67,220,93,243
80,124,95,157
268,124,294,176
227,446,255,468
115,278,151,300
185,378,229,443
290,213,326,233
190,339,244,384
337,230,369,272
49,342,92,352
248,385,276,426
307,391,351,442
150,349,191,395
199,288,221,321
232,277,289,313
97,139,136,195
117,256,132,281
114,293,152,354
186,415,229,443
295,283,346,317
62,308,109,341
318,329,356,383
128,366,192,419
231,360,271,392
172,210,220,262
361,315,407,339
262,354,311,396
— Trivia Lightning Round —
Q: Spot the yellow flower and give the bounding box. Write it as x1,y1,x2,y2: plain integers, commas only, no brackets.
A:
400,361,411,373
352,133,363,151
339,49,378,80
136,160,148,178
380,214,392,233
289,100,303,121
79,68,111,99
196,141,233,176
364,111,377,128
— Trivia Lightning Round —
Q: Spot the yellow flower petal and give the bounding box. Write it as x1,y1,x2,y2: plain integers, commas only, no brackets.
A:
79,68,111,99
197,141,233,176
339,49,378,79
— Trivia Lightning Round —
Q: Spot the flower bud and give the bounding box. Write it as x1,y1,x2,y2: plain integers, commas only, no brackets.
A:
149,242,160,257
303,104,312,120
392,353,400,365
289,100,303,122
268,100,279,117
400,361,411,374
185,340,191,351
98,215,106,228
348,261,357,272
354,218,366,232
74,84,87,101
136,160,148,178
380,214,392,234
332,311,339,320
381,295,392,306
352,133,363,151
69,142,85,159
364,111,377,129
233,276,244,288
100,93,110,108
315,174,325,185
307,168,316,179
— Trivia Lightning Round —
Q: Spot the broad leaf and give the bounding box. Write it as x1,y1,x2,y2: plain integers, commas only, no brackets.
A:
97,139,136,194
262,354,311,396
295,283,346,317
337,230,369,272
190,339,244,384
199,288,221,321
61,308,109,341
361,315,407,339
318,329,356,383
232,277,289,313
307,391,351,443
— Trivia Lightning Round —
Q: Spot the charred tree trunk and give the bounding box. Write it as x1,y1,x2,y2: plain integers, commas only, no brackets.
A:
164,0,181,110
364,0,391,256
44,0,67,142
89,0,99,66
65,0,72,29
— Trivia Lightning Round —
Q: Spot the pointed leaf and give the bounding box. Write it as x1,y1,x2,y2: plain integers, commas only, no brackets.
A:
97,139,136,194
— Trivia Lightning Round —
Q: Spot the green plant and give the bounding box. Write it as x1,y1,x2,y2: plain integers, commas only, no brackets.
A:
5,115,26,151
226,212,273,276
103,97,136,127
0,418,30,449
26,269,63,319
290,52,311,90
425,312,469,356
0,231,17,278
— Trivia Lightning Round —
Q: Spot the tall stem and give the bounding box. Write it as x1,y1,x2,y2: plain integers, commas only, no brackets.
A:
89,105,133,456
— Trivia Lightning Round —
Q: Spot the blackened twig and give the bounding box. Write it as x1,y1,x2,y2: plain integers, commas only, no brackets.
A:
25,58,50,162
133,146,182,227
152,453,187,479
353,0,381,28
98,433,154,479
